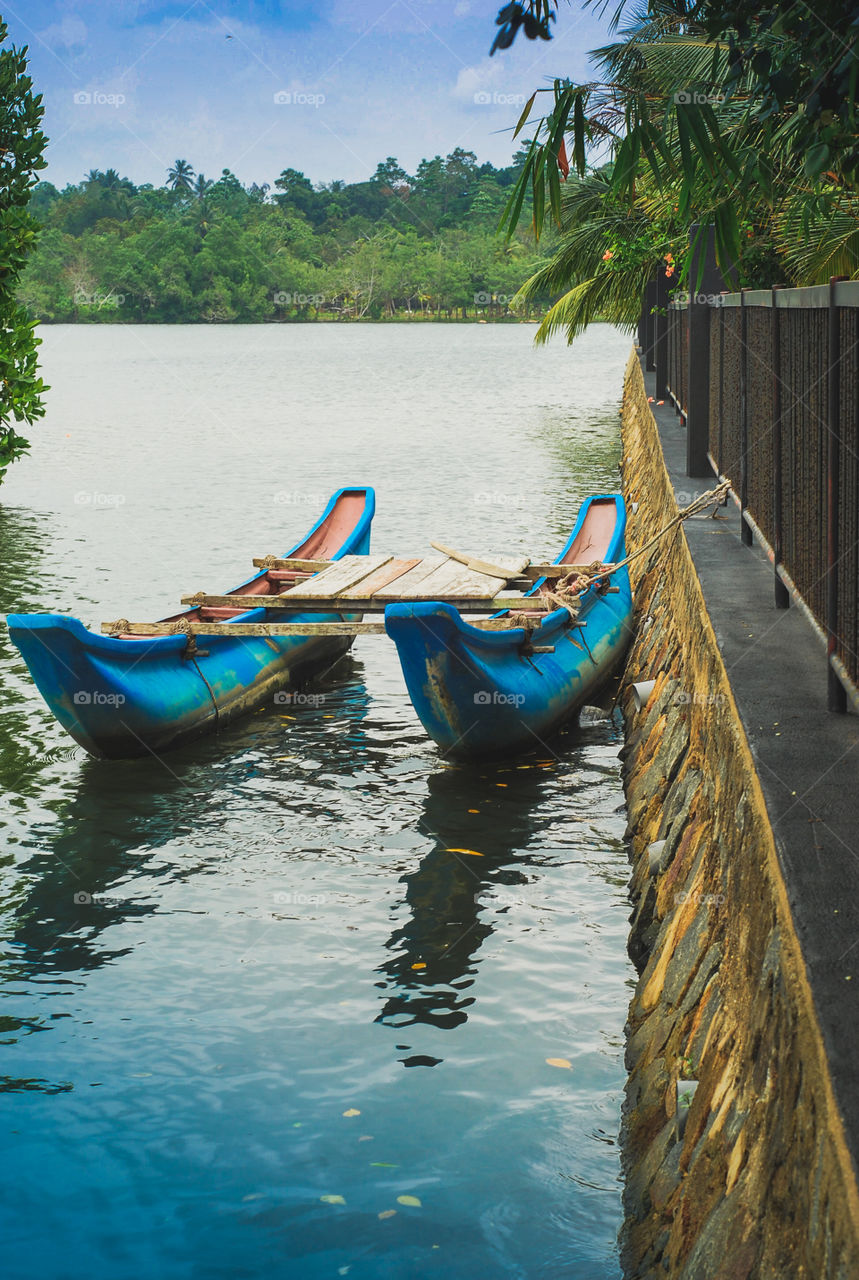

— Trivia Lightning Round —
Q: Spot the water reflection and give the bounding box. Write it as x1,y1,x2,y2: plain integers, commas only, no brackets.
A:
374,755,560,1035
1,658,374,986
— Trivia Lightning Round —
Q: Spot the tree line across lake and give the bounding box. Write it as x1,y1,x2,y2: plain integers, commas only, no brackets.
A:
20,149,556,324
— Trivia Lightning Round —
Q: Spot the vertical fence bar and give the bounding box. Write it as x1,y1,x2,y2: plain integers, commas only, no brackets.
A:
655,269,669,401
828,277,847,712
772,286,789,608
740,289,752,545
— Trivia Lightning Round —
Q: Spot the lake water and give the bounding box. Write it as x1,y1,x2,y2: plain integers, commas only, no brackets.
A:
0,323,634,1280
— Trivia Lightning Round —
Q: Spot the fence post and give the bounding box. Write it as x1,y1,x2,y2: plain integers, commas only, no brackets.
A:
686,224,720,477
739,288,752,545
655,269,669,400
827,276,847,712
718,297,725,469
771,286,789,608
644,279,657,371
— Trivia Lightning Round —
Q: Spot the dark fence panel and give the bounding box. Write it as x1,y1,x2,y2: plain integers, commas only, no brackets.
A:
838,306,859,682
666,304,689,418
659,279,859,703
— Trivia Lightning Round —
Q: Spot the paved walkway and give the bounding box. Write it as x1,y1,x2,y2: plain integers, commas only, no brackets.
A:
642,360,859,1167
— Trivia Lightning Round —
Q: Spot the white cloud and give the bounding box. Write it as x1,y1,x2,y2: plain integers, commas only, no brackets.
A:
452,61,506,102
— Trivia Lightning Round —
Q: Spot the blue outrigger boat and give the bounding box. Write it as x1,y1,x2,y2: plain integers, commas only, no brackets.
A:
7,487,374,759
384,494,632,758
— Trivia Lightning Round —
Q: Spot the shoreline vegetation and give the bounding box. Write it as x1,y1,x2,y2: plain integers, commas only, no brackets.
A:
20,149,561,325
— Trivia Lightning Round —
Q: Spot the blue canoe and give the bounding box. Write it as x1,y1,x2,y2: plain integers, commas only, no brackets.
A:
7,487,375,759
384,493,633,758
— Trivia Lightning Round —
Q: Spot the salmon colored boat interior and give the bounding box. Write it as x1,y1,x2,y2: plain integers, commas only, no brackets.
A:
120,491,367,638
556,498,617,568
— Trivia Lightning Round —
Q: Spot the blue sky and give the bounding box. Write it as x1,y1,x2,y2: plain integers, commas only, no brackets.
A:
7,1,614,190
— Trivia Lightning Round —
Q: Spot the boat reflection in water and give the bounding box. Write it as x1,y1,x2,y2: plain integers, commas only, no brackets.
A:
373,753,562,1043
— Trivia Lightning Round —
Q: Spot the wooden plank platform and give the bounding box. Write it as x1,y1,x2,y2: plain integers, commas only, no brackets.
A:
104,547,602,640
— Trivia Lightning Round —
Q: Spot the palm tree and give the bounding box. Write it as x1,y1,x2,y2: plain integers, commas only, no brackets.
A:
167,159,195,192
193,173,213,199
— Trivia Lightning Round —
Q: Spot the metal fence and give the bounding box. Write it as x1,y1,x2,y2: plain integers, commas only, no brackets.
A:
665,282,859,710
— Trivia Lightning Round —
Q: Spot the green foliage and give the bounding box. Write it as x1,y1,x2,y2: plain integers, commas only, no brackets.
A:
20,150,555,325
0,21,47,482
496,0,859,343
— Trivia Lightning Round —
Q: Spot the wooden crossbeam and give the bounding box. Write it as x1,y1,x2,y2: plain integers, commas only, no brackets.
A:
101,616,545,638
179,593,543,613
251,556,332,571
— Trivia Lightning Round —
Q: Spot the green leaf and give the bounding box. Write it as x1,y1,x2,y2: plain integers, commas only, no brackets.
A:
804,143,831,178
513,92,537,139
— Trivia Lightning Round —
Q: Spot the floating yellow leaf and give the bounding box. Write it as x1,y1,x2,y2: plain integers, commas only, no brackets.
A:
411,962,426,970
496,783,508,788
446,848,484,857
378,1209,397,1220
342,1108,361,1117
468,809,479,814
370,1162,398,1168
320,1194,346,1205
396,1195,422,1208
546,1057,573,1070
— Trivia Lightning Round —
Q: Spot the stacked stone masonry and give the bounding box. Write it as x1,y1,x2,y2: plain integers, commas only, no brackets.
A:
618,351,859,1279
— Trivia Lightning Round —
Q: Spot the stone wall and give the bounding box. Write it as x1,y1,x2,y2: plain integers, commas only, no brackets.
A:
618,351,859,1278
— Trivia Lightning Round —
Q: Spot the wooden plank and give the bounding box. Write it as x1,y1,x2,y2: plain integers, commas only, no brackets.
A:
397,557,507,599
103,620,388,637
101,617,537,638
523,562,615,580
251,556,332,571
277,554,394,598
178,593,542,612
362,556,450,600
430,541,530,578
340,557,423,598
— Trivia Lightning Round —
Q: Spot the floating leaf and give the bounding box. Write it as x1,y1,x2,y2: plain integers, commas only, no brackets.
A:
546,1057,573,1069
320,1194,346,1205
370,1162,398,1168
397,1195,422,1207
411,962,426,970
446,848,484,857
358,1135,373,1142
242,1192,265,1202
378,1209,397,1220
343,1108,361,1117
468,809,479,814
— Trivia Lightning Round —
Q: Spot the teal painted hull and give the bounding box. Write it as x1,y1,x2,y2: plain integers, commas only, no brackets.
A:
7,487,375,759
385,494,633,759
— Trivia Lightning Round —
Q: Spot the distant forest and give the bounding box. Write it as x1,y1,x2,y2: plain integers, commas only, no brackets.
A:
21,149,555,323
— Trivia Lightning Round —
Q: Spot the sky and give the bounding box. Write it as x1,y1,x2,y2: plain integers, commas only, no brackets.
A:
7,0,615,191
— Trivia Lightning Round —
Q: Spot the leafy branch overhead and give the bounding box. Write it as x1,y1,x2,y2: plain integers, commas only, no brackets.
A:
0,21,48,483
493,0,859,343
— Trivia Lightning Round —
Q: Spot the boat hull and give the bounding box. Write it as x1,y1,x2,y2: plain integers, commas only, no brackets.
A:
7,488,374,759
385,495,633,758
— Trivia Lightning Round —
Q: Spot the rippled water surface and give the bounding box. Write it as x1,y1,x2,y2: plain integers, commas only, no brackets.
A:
0,324,634,1280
